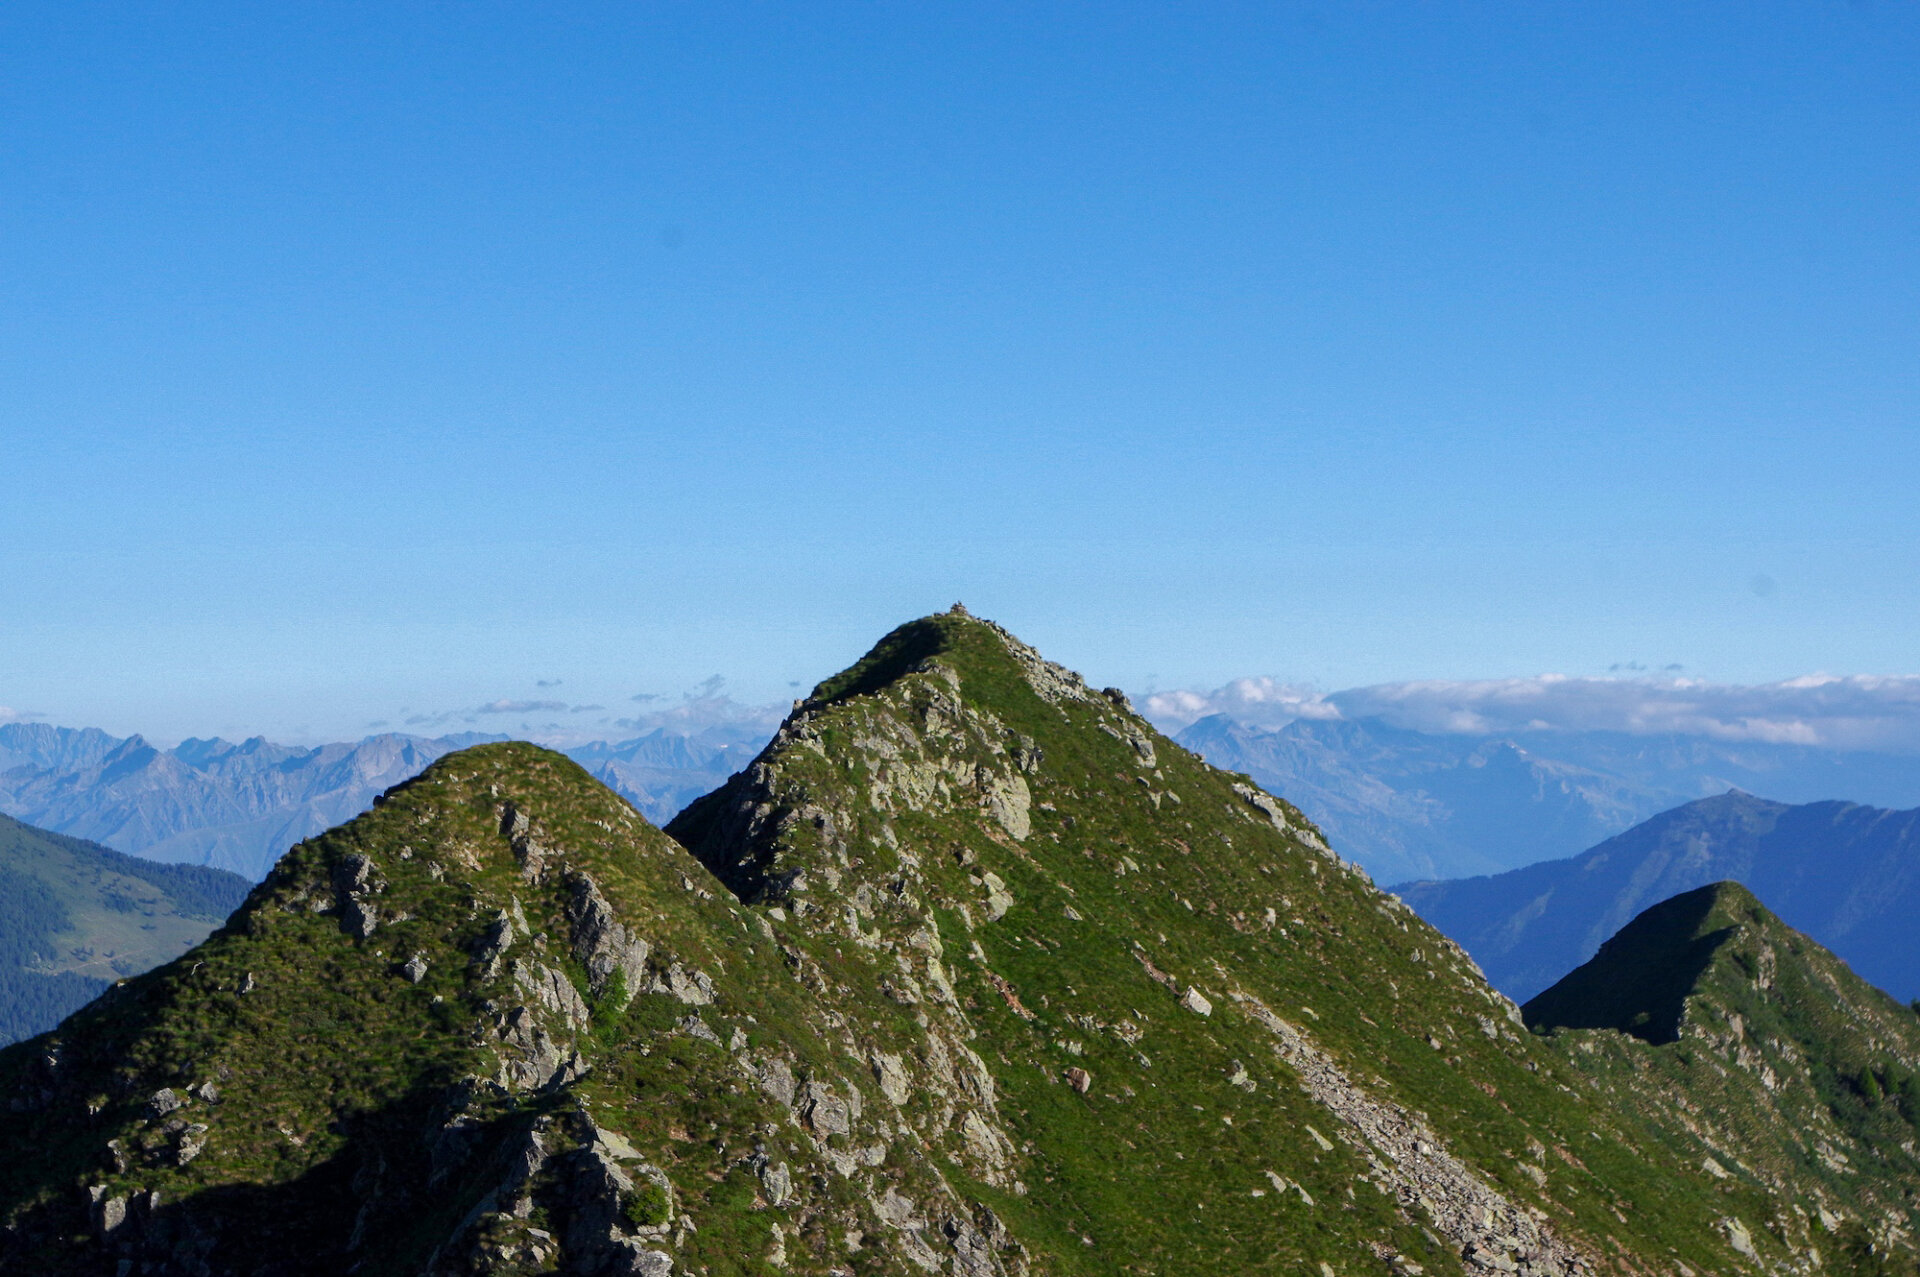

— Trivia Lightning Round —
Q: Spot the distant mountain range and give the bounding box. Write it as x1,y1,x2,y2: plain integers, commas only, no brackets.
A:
563,725,768,824
1398,790,1920,1003
12,701,1920,890
1176,712,1920,882
0,812,250,1045
0,722,765,880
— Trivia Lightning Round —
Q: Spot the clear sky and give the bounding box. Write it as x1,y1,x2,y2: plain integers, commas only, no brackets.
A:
3,3,1917,743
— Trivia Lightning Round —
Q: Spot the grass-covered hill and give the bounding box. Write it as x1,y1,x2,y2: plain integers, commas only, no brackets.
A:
1397,791,1920,1003
0,611,1909,1275
1526,881,1920,1271
0,813,251,1046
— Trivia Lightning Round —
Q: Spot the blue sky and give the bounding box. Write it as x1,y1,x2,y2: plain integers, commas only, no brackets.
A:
3,3,1918,742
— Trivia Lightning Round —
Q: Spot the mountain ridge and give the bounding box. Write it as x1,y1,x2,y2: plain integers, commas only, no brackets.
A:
20,673,1920,890
1175,712,1920,882
0,612,1907,1274
1397,790,1920,1003
0,723,763,880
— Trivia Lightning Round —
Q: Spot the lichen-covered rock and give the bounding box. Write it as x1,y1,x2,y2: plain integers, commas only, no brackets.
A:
566,871,651,1005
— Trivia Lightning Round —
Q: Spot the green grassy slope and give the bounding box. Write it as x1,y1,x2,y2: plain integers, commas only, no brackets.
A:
0,743,996,1275
1527,882,1920,1272
671,612,1813,1276
0,814,251,1044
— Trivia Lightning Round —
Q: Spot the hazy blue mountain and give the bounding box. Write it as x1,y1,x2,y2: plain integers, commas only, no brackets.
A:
1176,712,1920,882
0,722,766,881
566,725,765,820
0,732,483,879
1398,791,1920,1003
1174,715,1649,881
0,723,122,774
0,812,250,1045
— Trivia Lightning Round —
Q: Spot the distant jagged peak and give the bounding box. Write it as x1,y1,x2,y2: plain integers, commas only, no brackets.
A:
0,722,125,773
102,733,156,758
168,737,237,767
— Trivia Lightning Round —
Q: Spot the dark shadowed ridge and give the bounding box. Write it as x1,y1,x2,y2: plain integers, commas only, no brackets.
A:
1521,882,1752,1044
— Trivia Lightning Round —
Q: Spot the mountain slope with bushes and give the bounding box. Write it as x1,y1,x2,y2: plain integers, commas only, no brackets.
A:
0,814,250,1045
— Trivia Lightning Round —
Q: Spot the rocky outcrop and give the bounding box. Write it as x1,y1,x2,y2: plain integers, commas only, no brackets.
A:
564,871,651,1004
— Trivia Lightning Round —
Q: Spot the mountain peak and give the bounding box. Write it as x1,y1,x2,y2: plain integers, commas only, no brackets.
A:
798,610,1109,718
1524,878,1920,1244
670,611,1185,908
1521,881,1767,1044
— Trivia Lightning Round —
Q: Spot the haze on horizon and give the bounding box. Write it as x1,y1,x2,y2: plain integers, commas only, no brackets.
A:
4,4,1917,744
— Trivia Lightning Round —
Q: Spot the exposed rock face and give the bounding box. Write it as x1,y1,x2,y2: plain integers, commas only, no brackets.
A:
564,871,651,1003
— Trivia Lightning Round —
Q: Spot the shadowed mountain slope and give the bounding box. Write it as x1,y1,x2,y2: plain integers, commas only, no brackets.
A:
1527,882,1920,1266
0,814,250,1046
1397,791,1920,1003
0,613,1903,1275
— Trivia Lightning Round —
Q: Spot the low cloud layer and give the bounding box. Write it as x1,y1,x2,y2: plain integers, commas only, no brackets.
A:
1140,678,1340,732
609,689,783,741
1144,673,1920,753
396,676,785,749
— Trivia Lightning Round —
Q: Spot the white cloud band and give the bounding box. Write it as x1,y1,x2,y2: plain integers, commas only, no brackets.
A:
1144,673,1920,753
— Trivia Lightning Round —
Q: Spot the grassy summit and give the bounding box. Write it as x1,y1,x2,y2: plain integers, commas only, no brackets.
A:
0,612,1910,1275
1521,882,1759,1046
